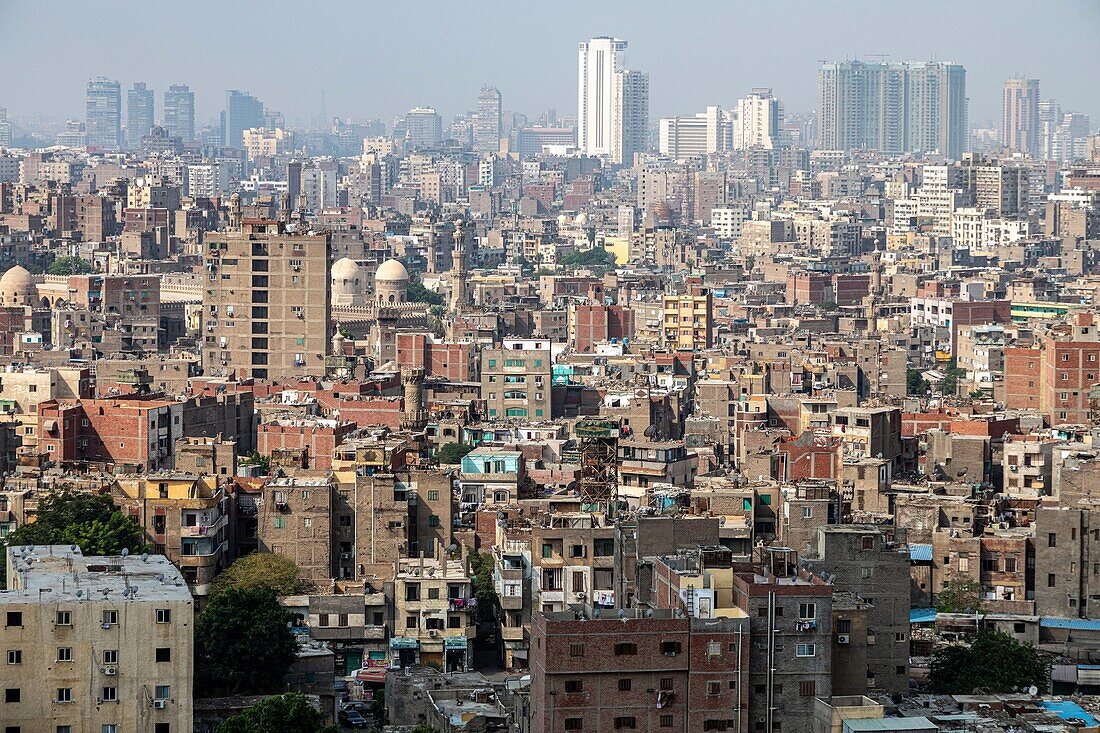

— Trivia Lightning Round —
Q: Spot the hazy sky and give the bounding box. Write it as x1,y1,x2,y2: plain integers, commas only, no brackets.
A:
2,0,1098,129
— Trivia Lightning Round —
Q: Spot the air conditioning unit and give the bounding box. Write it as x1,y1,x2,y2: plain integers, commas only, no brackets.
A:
102,666,117,675
836,634,850,645
429,629,439,638
153,699,167,709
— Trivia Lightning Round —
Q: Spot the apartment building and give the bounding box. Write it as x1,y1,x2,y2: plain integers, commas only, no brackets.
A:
257,475,334,586
203,218,331,381
112,473,229,598
531,513,617,612
391,554,477,672
808,526,911,695
481,338,552,421
0,546,192,733
530,609,750,733
1040,313,1100,426
662,288,713,350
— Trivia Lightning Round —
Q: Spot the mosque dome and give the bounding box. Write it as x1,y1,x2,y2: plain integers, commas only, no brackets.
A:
331,257,361,280
0,265,35,307
375,259,410,282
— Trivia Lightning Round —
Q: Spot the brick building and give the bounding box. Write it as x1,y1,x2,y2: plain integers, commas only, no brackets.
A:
569,304,634,353
396,332,479,382
530,610,750,733
37,395,183,471
257,418,356,470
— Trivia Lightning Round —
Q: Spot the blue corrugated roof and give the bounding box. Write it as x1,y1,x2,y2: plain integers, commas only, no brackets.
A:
1040,701,1099,727
909,544,933,562
1041,617,1100,631
910,608,938,624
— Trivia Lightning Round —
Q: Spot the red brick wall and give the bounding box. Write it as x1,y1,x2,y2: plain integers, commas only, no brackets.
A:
1004,347,1042,410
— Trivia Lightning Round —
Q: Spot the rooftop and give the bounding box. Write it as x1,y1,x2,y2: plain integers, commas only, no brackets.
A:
1,545,191,604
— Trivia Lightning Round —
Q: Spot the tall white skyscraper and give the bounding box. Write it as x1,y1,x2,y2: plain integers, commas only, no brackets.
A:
86,77,122,152
577,36,627,156
733,88,784,150
578,37,648,163
659,106,729,158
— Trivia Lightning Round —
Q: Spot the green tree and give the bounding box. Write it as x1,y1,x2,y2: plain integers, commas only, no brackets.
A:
935,578,984,614
819,301,839,311
411,726,440,733
195,587,299,696
437,442,472,464
560,247,616,272
239,452,271,474
469,551,500,620
3,491,146,586
940,359,966,397
46,256,96,275
215,693,339,733
930,628,1050,694
907,368,931,396
210,553,307,598
408,277,444,305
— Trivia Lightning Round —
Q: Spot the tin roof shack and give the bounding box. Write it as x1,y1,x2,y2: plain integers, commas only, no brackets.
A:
385,668,498,730
286,641,336,721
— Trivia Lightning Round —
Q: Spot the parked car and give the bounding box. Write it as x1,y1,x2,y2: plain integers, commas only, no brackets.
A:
338,709,370,728
341,701,370,716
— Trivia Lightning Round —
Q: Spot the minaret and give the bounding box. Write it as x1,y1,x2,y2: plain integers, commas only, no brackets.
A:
426,219,438,275
866,248,883,337
227,193,242,230
450,218,467,313
401,367,427,431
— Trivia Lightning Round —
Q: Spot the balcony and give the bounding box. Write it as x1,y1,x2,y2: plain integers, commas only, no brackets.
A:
501,626,526,643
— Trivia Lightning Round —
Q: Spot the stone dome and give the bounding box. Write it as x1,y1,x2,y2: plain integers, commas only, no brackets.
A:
375,259,410,282
331,257,361,280
0,265,35,307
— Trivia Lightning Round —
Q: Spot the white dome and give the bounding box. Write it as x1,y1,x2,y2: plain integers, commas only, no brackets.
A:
0,265,35,305
575,212,589,225
375,259,410,282
331,257,361,279
556,214,568,226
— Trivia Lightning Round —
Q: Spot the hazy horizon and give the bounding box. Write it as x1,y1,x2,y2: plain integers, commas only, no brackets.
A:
1,0,1098,130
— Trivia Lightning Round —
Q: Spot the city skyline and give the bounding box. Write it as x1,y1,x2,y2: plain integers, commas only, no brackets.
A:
1,1,1097,128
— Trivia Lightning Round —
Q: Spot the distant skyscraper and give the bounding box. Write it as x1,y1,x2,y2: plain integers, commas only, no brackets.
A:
1002,78,1040,157
734,88,784,150
405,107,442,149
818,60,967,160
224,90,263,148
0,108,11,148
577,36,628,157
659,107,730,158
612,69,648,165
85,77,122,152
164,84,195,142
126,82,154,149
474,86,503,154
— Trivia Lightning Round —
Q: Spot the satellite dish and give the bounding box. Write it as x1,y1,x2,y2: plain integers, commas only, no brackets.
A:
70,545,78,552
618,609,627,619
141,553,149,562
644,425,657,438
120,548,129,557
592,608,601,618
645,609,654,618
75,590,83,598
1028,686,1038,696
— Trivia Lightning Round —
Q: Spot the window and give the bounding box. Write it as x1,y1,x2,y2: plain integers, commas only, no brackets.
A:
1048,533,1057,548
618,678,632,691
564,720,583,731
156,609,171,624
799,680,816,697
569,643,584,657
319,614,330,627
427,490,439,501
569,544,586,558
56,611,71,626
660,715,674,727
57,727,71,733
706,680,721,696
5,651,19,665
704,721,730,731
835,619,851,634
795,643,816,657
428,587,440,600
405,616,417,629
101,686,117,702
4,688,18,703
5,612,21,627
156,648,171,663
154,725,170,733
56,688,72,703
895,632,906,642
155,685,170,700
564,680,583,693
614,642,637,655
1048,573,1056,588
861,567,872,579
707,640,722,657
102,726,118,733
102,610,118,626
661,640,682,655
802,507,813,519
798,602,816,620
660,677,674,690
614,717,636,730
56,647,72,662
